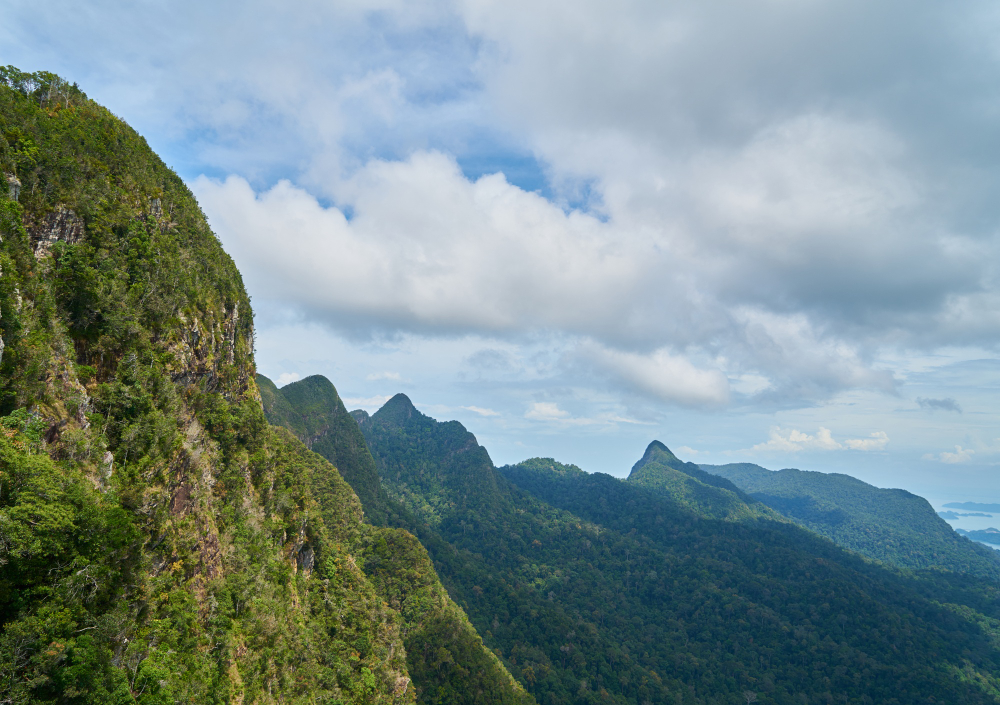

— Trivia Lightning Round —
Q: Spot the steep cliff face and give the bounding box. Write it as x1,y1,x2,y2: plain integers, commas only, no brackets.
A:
0,68,414,704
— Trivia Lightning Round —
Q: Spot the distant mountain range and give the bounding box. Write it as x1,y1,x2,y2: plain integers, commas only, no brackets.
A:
700,462,1000,580
956,528,1000,547
939,511,993,520
261,375,1000,704
945,502,1000,512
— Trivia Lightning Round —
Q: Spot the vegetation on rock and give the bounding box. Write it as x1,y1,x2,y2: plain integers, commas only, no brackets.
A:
0,67,413,704
258,374,389,525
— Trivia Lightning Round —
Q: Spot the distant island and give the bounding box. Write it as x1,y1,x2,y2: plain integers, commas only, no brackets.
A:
955,527,1000,546
939,511,993,519
944,501,1000,512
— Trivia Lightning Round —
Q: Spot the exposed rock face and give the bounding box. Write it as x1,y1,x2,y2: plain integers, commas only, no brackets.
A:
5,173,19,201
28,205,85,257
167,303,254,397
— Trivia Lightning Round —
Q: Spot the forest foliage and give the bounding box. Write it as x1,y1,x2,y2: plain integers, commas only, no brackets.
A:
259,376,534,705
0,67,514,705
350,393,1000,705
702,462,1000,580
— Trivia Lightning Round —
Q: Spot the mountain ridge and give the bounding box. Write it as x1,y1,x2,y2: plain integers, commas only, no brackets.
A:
351,397,1000,703
702,461,1000,580
626,441,784,522
258,374,533,704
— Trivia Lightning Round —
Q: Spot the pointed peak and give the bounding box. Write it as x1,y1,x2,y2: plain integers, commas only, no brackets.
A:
642,440,680,463
284,374,337,394
277,374,347,418
256,373,278,393
646,440,672,455
372,393,419,426
629,440,683,477
384,392,414,410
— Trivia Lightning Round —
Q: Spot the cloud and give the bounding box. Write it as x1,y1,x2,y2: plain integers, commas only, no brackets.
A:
462,405,500,417
195,161,651,339
843,431,890,451
525,402,569,421
199,160,907,408
17,0,1000,413
753,427,888,452
924,445,976,464
276,372,301,386
754,427,842,452
366,371,402,381
580,344,730,409
917,397,962,413
522,401,654,428
342,394,393,411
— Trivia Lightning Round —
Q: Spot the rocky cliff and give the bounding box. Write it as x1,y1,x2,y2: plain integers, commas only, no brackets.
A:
0,67,528,705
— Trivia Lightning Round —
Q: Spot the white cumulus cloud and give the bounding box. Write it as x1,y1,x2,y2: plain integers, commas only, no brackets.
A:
843,431,890,451
525,402,570,421
930,446,976,464
753,427,888,453
462,405,500,417
276,372,301,387
342,394,393,411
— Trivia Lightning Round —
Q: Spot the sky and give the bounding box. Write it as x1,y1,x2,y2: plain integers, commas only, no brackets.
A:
4,0,1000,512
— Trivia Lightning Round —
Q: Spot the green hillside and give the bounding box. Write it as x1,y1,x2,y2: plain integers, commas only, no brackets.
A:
348,395,1000,704
0,67,531,705
259,378,533,704
702,461,1000,579
957,528,1000,547
626,441,783,522
258,373,389,525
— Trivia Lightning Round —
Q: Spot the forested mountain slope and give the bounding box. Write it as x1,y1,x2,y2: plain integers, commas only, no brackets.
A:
0,67,531,705
347,394,1000,704
702,462,1000,580
259,375,534,704
258,373,389,525
625,441,782,522
958,528,1000,547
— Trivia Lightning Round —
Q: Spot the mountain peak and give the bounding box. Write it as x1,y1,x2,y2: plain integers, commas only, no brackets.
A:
289,374,338,392
372,393,418,427
630,440,681,476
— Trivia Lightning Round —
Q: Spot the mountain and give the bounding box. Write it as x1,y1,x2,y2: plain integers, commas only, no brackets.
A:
626,441,782,522
259,377,532,704
349,394,1000,704
701,461,1000,580
258,373,389,525
947,502,1000,513
0,68,531,705
957,528,1000,547
27,59,1000,705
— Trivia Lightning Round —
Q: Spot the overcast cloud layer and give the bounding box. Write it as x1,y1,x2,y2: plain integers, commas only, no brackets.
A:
4,0,1000,498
